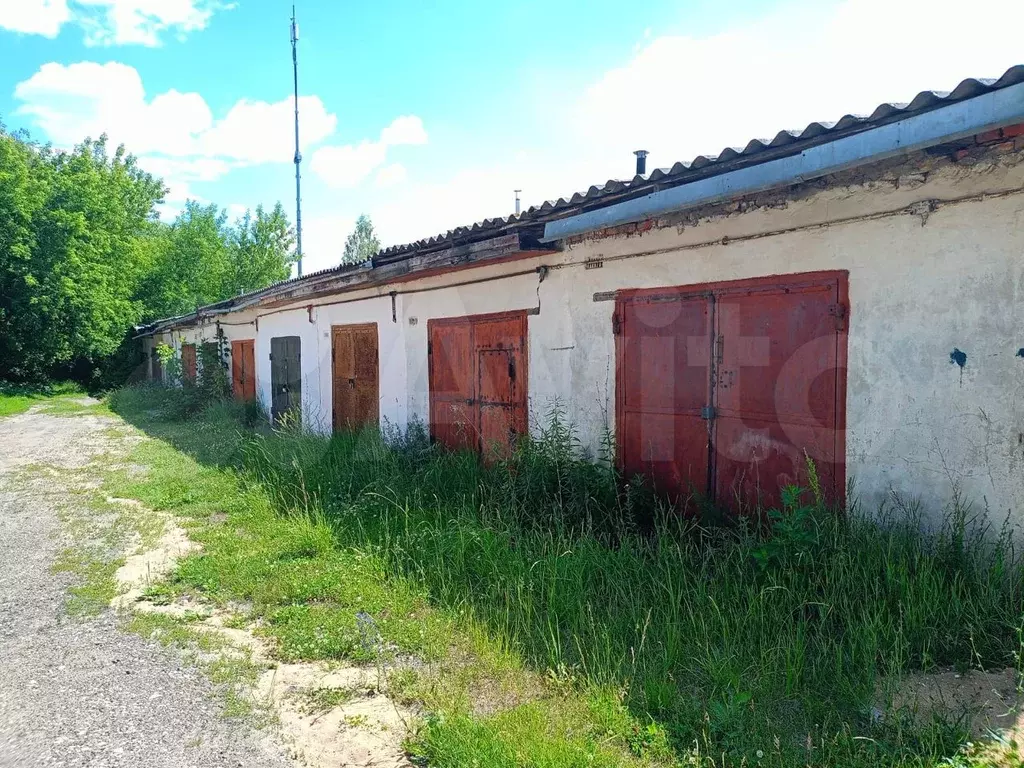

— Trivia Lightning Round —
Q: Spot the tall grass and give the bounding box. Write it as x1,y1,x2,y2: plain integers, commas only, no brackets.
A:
110,386,1024,764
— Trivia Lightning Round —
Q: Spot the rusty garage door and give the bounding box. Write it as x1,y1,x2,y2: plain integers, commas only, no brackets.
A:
616,271,847,513
270,336,301,423
181,343,197,383
428,311,528,458
231,339,256,401
332,323,379,432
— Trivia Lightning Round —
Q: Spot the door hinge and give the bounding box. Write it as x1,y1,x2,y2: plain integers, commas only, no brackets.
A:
828,302,847,331
701,405,716,420
508,357,516,382
612,313,622,335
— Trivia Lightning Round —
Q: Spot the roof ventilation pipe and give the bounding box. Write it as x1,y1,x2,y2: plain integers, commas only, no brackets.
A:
634,149,649,176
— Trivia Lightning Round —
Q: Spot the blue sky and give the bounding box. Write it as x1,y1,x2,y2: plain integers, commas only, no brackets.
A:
2,0,1022,274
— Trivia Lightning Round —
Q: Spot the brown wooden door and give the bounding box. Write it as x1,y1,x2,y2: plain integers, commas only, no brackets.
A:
181,343,197,383
231,339,256,401
428,319,476,451
428,311,528,456
616,271,847,514
332,323,379,432
475,314,527,459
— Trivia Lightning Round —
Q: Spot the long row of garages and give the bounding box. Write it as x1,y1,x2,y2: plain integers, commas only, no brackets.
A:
143,84,1024,525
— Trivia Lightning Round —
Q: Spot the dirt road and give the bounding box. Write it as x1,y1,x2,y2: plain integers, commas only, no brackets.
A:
0,406,293,768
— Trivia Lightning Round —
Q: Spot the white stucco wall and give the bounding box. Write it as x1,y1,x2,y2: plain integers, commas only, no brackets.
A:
253,297,407,433
313,296,407,432
150,148,1024,525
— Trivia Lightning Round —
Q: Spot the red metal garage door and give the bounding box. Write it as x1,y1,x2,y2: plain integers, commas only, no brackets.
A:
428,311,528,458
616,291,713,500
616,271,847,513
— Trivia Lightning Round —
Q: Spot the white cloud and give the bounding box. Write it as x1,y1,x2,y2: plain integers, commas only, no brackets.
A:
0,0,70,36
312,142,388,189
0,0,228,46
14,62,212,154
340,0,1024,252
366,154,576,248
300,214,355,273
311,115,429,189
226,203,248,221
571,0,1024,177
14,61,338,201
375,163,408,189
139,156,231,203
201,96,337,164
77,0,224,46
379,115,427,146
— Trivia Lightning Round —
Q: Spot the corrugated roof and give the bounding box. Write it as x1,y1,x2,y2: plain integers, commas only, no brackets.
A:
390,64,1024,247
139,64,1024,335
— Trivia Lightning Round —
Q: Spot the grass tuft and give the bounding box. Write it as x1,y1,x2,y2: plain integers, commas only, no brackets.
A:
104,383,1024,766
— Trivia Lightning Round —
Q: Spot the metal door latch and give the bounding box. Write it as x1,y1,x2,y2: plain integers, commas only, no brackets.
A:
701,405,716,420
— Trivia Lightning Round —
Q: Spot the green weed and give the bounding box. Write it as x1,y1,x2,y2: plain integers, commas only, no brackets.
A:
105,385,1024,767
0,381,85,417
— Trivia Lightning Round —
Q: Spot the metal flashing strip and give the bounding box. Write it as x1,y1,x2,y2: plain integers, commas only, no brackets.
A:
543,82,1024,242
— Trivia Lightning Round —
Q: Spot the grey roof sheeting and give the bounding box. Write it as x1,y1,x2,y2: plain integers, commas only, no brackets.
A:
139,64,1024,335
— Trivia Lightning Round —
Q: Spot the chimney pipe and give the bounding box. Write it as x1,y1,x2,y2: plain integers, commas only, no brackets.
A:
633,149,649,176
514,189,521,216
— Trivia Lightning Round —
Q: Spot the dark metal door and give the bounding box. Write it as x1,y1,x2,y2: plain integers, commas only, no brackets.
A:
270,336,301,423
332,324,379,432
616,292,712,503
151,348,162,382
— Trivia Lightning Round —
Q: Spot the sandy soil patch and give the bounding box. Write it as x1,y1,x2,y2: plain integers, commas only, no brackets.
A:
114,513,414,767
883,667,1021,739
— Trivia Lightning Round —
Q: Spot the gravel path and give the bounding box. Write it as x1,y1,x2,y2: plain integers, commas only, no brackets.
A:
0,407,295,768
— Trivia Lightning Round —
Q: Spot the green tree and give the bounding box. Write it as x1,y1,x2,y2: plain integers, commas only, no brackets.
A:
0,131,163,380
0,124,297,384
342,214,380,265
136,201,231,320
226,202,296,296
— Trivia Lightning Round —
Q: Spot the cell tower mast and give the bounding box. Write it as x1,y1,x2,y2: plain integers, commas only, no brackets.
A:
290,6,303,277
